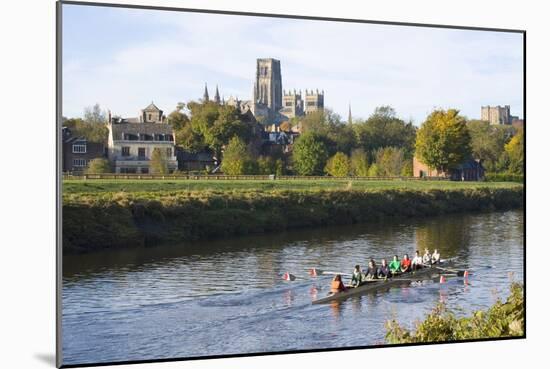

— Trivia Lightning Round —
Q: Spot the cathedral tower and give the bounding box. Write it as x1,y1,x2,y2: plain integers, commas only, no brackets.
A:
253,58,282,112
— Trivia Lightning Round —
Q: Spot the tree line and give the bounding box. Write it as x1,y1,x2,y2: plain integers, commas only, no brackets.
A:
63,102,524,177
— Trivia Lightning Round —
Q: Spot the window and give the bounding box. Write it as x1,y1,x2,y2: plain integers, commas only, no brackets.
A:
120,167,137,174
122,147,130,157
285,101,293,107
140,167,149,174
307,101,316,106
73,158,87,167
166,148,172,157
72,144,86,153
148,114,152,121
138,148,146,158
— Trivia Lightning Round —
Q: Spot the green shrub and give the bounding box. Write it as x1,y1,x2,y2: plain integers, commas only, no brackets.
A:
485,172,524,183
86,158,111,174
385,282,524,343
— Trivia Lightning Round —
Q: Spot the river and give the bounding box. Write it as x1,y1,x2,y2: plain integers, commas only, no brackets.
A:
62,210,524,365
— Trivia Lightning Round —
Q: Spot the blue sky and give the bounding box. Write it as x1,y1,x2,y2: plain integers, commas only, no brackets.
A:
62,4,524,124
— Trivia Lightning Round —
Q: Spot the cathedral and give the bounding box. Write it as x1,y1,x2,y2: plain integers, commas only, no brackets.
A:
203,58,324,124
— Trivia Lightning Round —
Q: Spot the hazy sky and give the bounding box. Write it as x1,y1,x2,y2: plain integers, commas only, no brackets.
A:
62,4,524,124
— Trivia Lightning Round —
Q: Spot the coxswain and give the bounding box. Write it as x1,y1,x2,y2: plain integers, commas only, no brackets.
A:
330,274,347,294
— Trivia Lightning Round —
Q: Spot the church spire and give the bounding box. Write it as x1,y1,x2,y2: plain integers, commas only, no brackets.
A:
214,85,221,104
203,83,209,102
348,103,353,125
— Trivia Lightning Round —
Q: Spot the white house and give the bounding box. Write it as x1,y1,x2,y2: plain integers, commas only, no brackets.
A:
107,102,178,174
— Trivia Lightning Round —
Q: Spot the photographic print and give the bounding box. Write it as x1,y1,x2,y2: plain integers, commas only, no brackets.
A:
58,1,525,367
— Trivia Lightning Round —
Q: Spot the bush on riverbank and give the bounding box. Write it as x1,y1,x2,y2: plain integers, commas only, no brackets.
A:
62,187,524,254
484,172,524,183
385,282,524,343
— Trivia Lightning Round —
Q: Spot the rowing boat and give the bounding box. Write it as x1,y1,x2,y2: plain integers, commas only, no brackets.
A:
311,261,454,305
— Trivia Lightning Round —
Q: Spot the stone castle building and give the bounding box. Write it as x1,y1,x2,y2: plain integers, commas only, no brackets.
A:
481,105,514,125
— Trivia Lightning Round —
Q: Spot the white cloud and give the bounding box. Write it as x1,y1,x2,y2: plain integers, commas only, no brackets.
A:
62,7,523,124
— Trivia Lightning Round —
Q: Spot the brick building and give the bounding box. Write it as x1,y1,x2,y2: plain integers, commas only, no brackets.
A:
62,127,106,173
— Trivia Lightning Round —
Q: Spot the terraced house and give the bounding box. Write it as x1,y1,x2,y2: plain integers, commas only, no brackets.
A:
107,102,178,173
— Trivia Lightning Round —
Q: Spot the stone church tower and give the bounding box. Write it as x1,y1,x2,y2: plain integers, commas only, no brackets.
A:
253,58,283,113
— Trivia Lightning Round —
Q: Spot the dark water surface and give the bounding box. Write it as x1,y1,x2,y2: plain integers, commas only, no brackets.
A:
62,210,524,365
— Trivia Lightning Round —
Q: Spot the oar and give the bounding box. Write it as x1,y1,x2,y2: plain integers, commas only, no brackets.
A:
434,266,470,277
281,272,309,281
321,271,353,277
307,268,352,277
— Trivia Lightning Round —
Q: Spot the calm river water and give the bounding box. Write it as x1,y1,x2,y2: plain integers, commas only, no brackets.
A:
62,210,524,365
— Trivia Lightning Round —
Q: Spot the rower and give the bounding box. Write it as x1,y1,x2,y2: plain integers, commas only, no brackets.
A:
400,254,412,273
389,255,401,276
330,274,347,294
432,249,441,264
412,250,423,270
422,248,432,265
377,259,391,279
351,265,363,287
365,259,378,280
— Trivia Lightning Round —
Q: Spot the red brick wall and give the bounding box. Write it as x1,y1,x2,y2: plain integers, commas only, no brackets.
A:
413,156,445,177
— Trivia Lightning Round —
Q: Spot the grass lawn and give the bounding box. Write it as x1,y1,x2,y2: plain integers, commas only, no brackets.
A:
63,178,522,195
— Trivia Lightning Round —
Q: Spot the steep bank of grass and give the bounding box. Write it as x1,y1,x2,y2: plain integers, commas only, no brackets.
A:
62,186,524,254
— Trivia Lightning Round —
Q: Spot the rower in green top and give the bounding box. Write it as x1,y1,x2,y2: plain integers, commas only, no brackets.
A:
389,255,401,276
351,265,363,287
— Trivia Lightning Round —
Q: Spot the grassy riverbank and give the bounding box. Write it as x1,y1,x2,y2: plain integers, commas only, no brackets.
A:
63,178,521,194
62,180,524,254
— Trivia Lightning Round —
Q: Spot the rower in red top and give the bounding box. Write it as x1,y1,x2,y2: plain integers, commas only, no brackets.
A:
400,253,412,273
330,274,347,295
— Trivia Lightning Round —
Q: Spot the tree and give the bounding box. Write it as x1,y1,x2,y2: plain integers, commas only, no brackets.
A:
187,101,255,158
374,147,406,176
83,103,107,125
504,129,524,174
367,163,381,177
176,123,206,153
292,132,329,176
167,110,190,130
467,120,514,172
400,159,413,177
85,158,111,174
294,108,355,155
221,137,256,175
150,148,169,174
325,152,351,177
63,117,108,143
415,109,472,174
350,148,369,176
257,156,275,174
353,106,416,159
